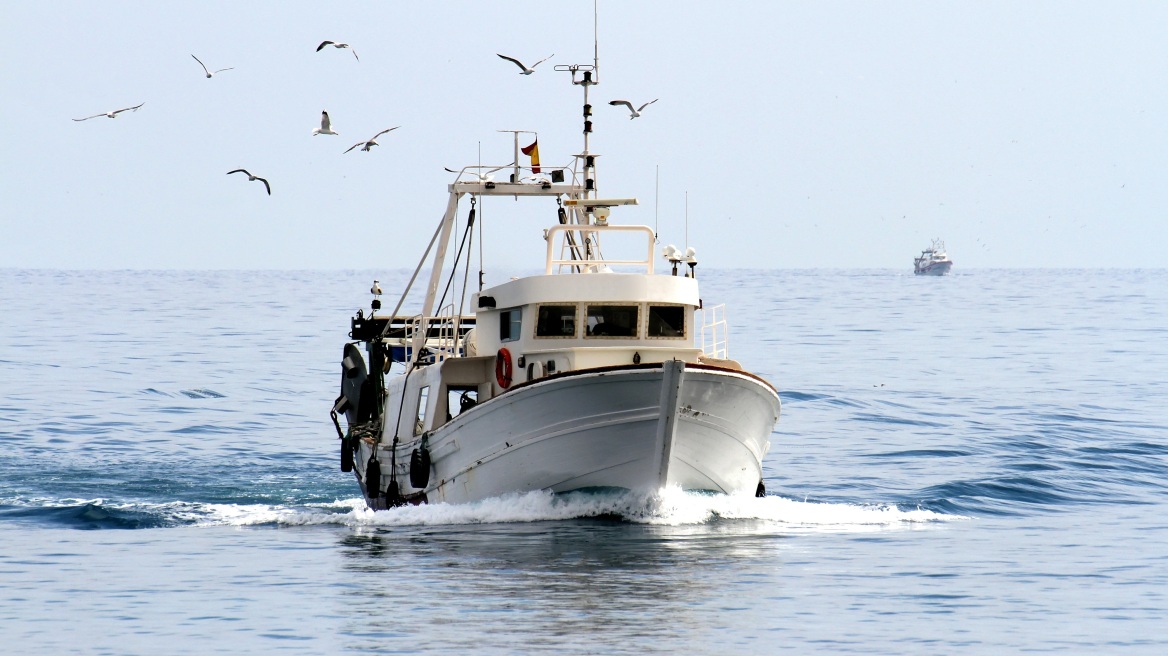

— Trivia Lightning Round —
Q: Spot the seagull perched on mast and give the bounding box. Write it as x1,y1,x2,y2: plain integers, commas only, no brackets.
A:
344,126,400,153
312,111,339,136
496,53,553,75
227,169,271,195
609,98,658,119
190,54,233,78
316,40,359,61
72,102,144,121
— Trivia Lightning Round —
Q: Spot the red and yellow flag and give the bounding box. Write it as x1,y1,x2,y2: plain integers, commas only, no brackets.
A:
521,139,540,174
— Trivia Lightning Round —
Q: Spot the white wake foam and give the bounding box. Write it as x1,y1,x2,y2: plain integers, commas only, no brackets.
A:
188,487,963,531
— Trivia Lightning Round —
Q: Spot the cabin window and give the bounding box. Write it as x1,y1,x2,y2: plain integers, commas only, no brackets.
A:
536,304,577,337
414,386,430,435
447,386,478,420
586,304,639,338
647,305,685,338
499,309,521,342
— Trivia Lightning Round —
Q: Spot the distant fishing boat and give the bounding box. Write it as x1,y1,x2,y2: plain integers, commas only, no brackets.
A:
914,239,953,276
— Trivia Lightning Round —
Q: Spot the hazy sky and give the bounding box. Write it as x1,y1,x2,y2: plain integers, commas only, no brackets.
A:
3,1,1166,269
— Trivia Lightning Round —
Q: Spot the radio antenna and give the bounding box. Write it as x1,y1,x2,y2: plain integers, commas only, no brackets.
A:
555,0,601,204
593,0,599,74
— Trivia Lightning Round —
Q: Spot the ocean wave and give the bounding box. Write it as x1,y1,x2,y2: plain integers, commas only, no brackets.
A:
0,498,174,530
910,476,1083,516
779,391,829,403
180,388,226,399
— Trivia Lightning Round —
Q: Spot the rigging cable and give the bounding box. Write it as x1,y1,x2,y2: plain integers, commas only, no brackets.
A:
477,141,485,292
436,199,478,315
457,196,477,323
557,197,583,273
478,194,485,291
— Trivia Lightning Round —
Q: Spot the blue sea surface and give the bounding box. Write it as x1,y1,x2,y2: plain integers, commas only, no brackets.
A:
1,268,1166,654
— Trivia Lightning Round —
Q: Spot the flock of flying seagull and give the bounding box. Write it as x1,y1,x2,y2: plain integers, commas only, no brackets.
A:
72,43,658,197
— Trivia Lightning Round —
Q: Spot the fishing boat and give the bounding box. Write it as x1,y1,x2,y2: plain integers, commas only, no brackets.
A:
913,239,953,276
328,53,781,509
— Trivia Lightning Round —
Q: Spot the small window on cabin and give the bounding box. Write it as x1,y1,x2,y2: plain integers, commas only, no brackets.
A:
415,386,430,435
447,386,477,420
586,305,639,338
499,309,521,342
647,305,685,338
536,305,577,337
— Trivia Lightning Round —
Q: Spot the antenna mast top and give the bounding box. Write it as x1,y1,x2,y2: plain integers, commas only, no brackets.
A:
554,0,600,203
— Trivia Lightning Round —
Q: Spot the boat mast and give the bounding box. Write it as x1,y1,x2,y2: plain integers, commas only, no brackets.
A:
557,0,599,209
584,0,598,204
394,1,605,372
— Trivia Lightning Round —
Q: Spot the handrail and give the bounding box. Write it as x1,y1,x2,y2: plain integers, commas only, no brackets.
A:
387,312,475,363
544,224,656,275
700,304,729,359
433,303,458,361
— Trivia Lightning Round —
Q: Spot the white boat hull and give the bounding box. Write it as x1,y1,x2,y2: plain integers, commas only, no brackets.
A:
354,361,780,506
915,261,952,275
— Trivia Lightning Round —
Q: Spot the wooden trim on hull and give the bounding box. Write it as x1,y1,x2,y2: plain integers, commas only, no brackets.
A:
504,360,779,397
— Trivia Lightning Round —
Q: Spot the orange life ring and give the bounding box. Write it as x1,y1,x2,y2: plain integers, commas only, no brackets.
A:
495,347,513,389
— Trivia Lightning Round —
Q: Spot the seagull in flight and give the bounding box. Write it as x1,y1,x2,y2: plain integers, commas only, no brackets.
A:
344,126,400,153
609,98,658,119
312,111,339,136
72,102,145,121
444,163,511,182
227,169,271,195
191,54,233,78
496,53,553,75
317,41,359,61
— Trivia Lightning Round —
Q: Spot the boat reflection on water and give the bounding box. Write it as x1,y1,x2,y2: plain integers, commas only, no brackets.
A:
335,517,786,643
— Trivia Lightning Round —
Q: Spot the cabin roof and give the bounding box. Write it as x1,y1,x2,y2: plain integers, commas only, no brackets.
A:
477,272,699,309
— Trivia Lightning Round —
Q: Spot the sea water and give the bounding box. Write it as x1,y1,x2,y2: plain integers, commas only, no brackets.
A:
1,268,1165,654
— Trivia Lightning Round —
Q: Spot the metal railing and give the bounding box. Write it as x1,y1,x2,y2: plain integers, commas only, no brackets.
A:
545,224,656,274
699,304,729,359
399,305,465,364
